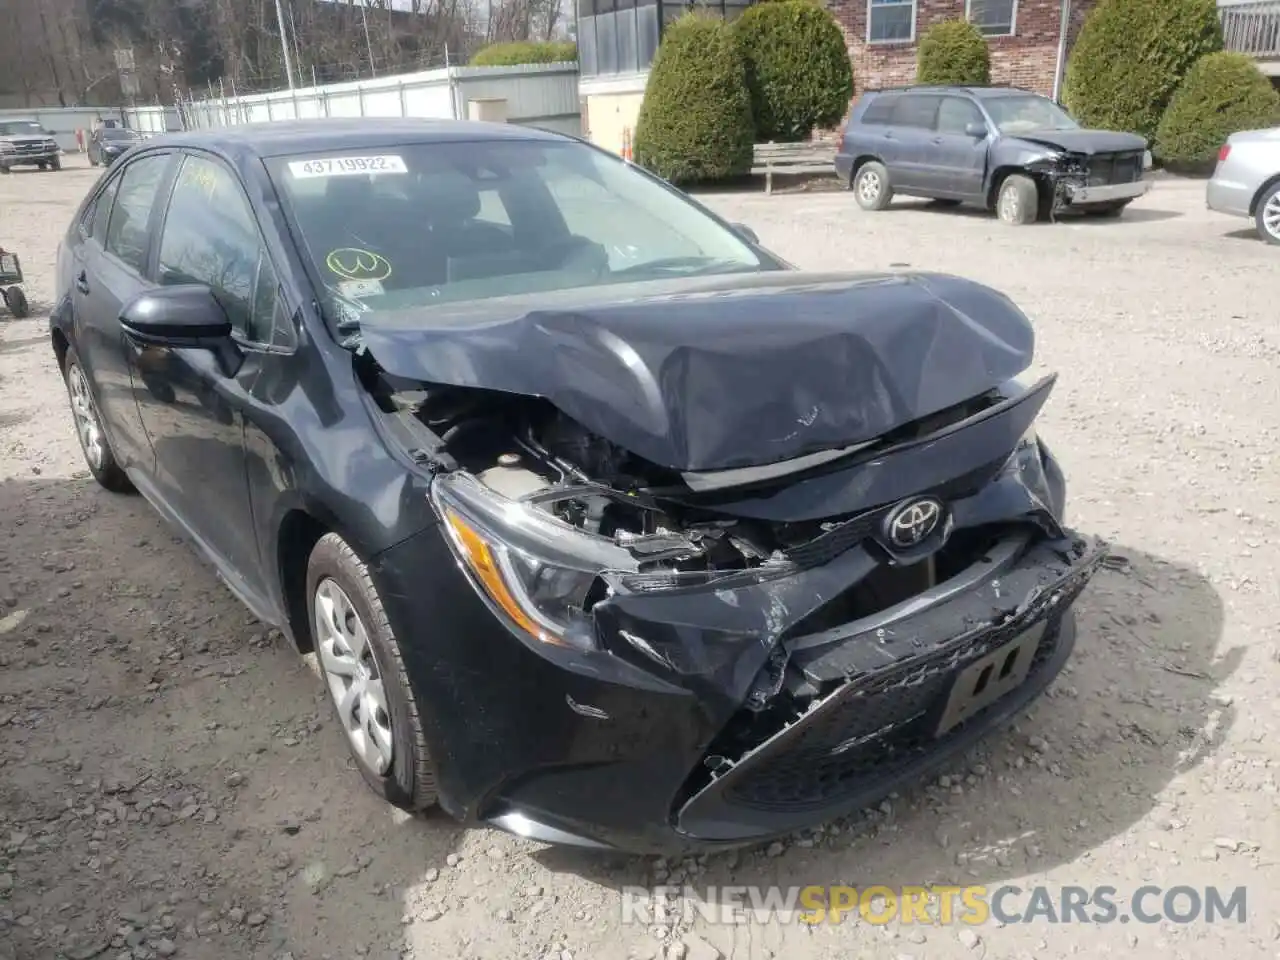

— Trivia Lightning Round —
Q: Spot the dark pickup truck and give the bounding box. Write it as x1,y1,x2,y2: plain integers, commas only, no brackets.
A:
835,85,1153,225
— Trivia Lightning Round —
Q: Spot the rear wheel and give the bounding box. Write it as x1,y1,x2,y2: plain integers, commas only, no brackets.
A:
62,345,132,492
1255,182,1280,245
853,161,893,211
996,173,1040,225
307,533,438,811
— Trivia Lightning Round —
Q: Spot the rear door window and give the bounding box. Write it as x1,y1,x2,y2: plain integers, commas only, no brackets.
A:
890,95,942,130
104,154,171,274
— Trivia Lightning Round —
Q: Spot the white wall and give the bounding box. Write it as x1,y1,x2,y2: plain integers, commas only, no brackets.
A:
150,63,580,136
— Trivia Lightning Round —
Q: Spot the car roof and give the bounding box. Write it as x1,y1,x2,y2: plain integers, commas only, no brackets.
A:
867,85,1040,99
140,118,570,160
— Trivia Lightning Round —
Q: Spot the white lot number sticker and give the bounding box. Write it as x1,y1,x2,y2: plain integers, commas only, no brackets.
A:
289,155,407,178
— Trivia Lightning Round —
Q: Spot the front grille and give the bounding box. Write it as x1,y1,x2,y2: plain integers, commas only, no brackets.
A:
720,612,1068,811
1088,152,1143,185
783,508,887,568
6,139,54,158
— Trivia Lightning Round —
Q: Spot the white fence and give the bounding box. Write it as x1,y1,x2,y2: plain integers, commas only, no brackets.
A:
126,63,581,138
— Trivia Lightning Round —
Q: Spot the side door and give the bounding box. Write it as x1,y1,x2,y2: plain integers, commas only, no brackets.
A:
884,94,942,193
72,151,176,474
928,96,989,199
128,151,275,594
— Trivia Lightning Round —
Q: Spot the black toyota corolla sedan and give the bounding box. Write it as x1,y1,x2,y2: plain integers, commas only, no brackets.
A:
50,118,1103,853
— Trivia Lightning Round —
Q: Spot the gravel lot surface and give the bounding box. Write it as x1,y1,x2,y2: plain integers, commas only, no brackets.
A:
1,154,1278,960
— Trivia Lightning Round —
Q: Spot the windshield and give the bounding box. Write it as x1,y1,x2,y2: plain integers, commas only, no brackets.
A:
267,139,770,331
102,128,140,141
0,121,45,136
984,95,1079,134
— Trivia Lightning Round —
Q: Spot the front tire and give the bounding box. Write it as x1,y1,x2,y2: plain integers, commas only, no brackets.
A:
853,161,894,211
1255,182,1280,245
50,156,62,171
307,533,438,811
996,173,1040,225
62,345,132,492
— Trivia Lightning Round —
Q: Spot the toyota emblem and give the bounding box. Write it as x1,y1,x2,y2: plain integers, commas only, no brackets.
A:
884,497,943,548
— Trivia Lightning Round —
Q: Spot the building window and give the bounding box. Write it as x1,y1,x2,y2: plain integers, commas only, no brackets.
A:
967,0,1016,36
867,0,916,43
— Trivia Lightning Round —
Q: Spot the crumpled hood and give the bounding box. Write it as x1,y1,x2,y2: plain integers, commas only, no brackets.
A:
1009,128,1148,155
358,270,1035,473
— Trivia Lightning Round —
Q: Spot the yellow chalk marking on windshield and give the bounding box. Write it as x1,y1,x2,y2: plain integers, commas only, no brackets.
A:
326,248,392,282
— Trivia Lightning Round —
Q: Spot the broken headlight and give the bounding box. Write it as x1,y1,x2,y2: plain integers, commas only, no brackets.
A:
430,471,642,652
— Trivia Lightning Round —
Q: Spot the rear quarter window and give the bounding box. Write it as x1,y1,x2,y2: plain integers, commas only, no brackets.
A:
860,95,898,126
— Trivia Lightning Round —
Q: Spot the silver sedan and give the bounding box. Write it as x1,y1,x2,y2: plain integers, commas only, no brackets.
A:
1206,127,1280,245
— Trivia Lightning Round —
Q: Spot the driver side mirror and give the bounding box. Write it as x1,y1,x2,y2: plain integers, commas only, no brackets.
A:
965,121,989,139
731,222,760,245
120,285,241,374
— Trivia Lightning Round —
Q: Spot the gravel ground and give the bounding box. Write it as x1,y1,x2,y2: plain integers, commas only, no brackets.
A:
1,154,1278,960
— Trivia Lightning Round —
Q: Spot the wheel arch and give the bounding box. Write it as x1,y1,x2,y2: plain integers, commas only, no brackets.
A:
986,165,1050,210
51,326,70,372
1249,173,1280,217
275,505,379,655
850,154,884,182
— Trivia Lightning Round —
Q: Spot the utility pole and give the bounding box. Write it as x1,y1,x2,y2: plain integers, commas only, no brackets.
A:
274,0,296,90
361,2,377,77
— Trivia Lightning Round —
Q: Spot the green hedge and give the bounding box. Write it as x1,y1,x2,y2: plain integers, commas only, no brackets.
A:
1062,0,1221,141
469,40,577,66
916,19,990,86
734,0,854,142
634,13,754,184
1155,52,1280,171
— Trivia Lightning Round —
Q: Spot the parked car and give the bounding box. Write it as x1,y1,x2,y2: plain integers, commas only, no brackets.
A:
0,119,62,173
1206,127,1280,245
88,126,145,168
836,85,1153,225
51,118,1103,853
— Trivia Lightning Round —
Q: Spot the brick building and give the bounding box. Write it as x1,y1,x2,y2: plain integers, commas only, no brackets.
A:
826,0,1098,99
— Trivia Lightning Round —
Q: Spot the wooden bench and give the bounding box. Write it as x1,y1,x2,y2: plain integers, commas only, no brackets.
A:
751,140,838,194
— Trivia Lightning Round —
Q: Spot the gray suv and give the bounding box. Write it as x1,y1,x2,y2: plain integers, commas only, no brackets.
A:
835,86,1153,225
0,119,61,174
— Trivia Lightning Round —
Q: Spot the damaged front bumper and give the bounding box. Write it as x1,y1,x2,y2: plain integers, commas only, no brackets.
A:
1061,179,1151,205
674,533,1104,843
375,481,1104,855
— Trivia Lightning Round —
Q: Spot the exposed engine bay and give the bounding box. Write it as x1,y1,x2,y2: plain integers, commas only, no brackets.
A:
358,350,1059,653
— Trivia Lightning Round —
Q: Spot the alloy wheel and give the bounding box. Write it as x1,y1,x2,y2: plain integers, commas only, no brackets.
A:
999,185,1020,223
857,170,881,205
68,364,105,471
314,578,394,776
1263,192,1280,242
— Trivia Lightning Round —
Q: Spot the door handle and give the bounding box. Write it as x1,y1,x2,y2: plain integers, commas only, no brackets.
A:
75,270,90,294
883,132,895,140
931,137,944,144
